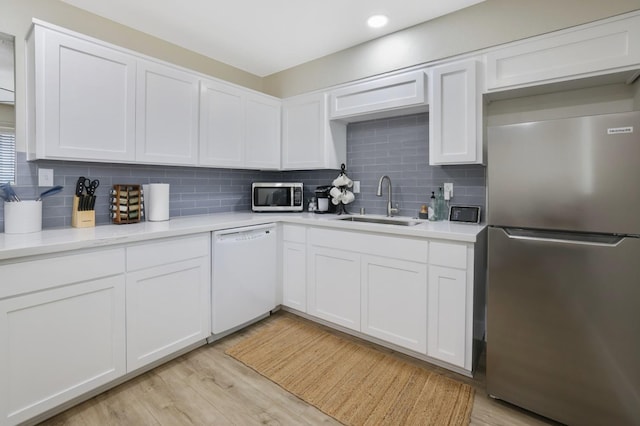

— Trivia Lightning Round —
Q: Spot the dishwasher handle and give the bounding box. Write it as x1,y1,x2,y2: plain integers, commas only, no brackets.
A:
214,223,276,242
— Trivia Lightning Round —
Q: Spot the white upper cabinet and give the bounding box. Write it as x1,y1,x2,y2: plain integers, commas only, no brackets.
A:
428,59,483,165
27,24,136,162
485,12,640,91
282,92,346,170
200,80,281,169
136,60,200,165
199,80,245,167
328,70,428,122
244,93,281,170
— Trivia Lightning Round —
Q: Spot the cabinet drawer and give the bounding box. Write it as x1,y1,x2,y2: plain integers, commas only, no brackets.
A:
308,227,427,263
0,248,125,299
126,234,210,271
429,241,467,269
282,224,306,243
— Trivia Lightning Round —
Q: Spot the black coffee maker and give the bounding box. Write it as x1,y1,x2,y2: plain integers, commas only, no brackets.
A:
314,185,336,213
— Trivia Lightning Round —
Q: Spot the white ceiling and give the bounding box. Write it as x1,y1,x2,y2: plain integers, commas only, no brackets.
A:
60,0,485,77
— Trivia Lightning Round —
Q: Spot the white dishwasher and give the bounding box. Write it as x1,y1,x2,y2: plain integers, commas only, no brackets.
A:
211,223,277,335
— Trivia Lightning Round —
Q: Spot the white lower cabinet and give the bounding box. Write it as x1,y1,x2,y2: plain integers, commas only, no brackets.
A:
0,249,126,426
307,246,361,331
427,266,468,368
0,233,212,426
306,227,430,350
361,255,427,353
301,226,484,375
282,241,307,312
126,235,211,372
282,224,307,312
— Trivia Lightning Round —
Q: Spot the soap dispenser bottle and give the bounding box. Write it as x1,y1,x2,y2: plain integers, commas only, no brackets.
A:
437,187,446,221
429,191,436,221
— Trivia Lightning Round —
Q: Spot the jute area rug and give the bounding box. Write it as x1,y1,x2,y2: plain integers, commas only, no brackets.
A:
226,315,474,425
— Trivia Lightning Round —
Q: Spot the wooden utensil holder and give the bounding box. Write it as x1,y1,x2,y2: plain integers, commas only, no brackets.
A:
111,184,142,224
71,196,95,228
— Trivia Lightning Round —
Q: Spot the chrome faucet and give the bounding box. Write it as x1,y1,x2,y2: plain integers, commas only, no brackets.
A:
376,175,399,217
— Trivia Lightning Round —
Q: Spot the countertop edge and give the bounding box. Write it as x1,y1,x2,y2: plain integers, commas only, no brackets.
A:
0,213,486,261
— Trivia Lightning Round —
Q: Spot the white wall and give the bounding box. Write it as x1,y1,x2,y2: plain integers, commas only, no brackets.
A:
0,104,13,127
634,79,640,109
263,0,640,97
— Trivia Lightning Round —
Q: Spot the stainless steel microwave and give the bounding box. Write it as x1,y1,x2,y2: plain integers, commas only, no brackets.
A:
252,182,304,212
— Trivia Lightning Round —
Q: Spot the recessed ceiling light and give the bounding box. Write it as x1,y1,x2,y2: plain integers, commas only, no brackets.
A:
367,14,389,29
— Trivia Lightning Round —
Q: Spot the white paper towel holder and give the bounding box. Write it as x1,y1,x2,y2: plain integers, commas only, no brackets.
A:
147,183,170,222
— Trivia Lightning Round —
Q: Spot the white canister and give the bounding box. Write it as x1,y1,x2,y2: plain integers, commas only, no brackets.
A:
317,197,329,212
147,183,170,221
4,200,43,234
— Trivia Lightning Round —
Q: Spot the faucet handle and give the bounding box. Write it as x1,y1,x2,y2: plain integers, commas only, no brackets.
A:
390,204,399,216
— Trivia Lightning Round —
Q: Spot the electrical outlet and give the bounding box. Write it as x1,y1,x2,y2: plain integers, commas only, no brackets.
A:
353,181,360,193
38,168,54,187
444,182,453,200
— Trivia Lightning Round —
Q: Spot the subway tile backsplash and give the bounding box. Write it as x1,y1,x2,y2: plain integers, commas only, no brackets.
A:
345,113,486,217
0,112,486,232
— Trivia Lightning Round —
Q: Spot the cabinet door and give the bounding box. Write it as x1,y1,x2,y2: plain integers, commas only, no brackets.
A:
34,27,136,162
329,70,427,120
282,241,306,312
427,265,467,368
307,246,360,331
245,93,281,170
126,256,210,372
136,60,199,165
282,93,325,169
361,255,427,353
282,93,346,170
199,80,244,167
0,276,126,425
485,13,640,91
429,59,482,165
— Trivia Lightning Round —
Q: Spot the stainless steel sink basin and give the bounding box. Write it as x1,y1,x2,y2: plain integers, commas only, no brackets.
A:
337,216,422,226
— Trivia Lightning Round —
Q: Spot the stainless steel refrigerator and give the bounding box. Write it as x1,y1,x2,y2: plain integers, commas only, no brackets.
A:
487,111,640,426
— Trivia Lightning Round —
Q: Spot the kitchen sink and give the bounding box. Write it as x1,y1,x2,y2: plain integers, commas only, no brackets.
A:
337,216,422,226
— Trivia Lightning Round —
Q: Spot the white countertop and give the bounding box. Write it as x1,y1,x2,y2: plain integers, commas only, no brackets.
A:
0,212,486,261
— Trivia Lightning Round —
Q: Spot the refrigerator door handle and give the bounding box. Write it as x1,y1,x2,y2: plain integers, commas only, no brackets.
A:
501,227,625,247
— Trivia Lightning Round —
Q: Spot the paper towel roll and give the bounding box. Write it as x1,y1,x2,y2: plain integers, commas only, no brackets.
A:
148,183,170,221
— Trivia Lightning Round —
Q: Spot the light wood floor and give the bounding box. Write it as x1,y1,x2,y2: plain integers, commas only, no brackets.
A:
40,311,557,425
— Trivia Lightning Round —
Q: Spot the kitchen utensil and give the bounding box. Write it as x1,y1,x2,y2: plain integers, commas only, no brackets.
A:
36,185,64,201
75,177,89,210
86,179,99,210
1,183,20,202
4,200,42,233
75,177,99,210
